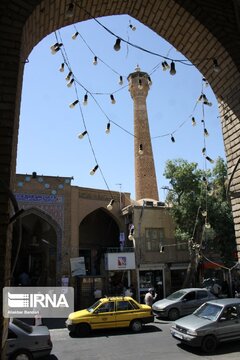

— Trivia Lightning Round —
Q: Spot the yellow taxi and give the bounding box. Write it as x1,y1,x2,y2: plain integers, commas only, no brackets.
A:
65,296,154,336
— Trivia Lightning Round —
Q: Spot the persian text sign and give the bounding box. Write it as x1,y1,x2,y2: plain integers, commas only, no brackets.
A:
3,287,74,318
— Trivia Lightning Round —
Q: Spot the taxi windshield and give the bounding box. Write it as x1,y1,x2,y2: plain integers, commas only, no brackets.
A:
87,300,102,313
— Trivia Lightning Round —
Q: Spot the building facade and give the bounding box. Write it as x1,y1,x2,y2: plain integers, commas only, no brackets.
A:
13,173,189,306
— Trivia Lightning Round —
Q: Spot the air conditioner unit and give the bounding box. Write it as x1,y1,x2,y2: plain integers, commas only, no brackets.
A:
145,201,154,207
157,201,165,207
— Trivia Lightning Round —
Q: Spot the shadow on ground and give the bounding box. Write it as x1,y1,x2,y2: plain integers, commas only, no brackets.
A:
177,340,240,356
69,324,162,338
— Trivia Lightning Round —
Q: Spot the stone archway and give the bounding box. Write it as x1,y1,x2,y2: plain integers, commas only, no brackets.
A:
79,207,120,275
12,207,62,286
1,0,240,353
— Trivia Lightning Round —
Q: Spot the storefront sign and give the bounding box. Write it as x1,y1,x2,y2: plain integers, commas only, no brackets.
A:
104,252,135,270
70,257,86,276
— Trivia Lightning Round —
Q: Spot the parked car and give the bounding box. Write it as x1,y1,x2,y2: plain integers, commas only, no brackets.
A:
65,296,154,336
170,298,240,352
152,288,216,321
6,318,52,359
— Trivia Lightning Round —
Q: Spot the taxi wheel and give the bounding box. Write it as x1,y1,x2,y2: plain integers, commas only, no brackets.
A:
76,323,91,337
130,319,143,332
10,350,33,360
168,308,180,321
201,335,217,353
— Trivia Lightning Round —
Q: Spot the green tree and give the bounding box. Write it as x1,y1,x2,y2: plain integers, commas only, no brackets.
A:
164,157,236,287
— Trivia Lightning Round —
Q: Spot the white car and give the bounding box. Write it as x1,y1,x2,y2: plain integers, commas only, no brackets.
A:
152,288,216,321
6,318,52,360
171,298,240,352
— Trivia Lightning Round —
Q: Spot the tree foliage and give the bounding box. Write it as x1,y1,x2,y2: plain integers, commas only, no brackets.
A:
164,157,236,286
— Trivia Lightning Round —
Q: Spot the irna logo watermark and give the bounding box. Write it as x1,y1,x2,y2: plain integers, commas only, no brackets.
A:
3,287,74,318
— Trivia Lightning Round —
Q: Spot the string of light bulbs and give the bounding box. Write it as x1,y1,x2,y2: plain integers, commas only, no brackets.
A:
52,21,217,213
67,0,221,74
53,32,216,148
54,31,116,211
56,14,219,149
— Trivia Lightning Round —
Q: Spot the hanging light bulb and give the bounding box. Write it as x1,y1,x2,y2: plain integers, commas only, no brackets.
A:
83,93,88,105
72,31,79,40
205,222,211,229
105,122,111,134
171,135,175,143
93,56,98,65
138,144,143,155
67,78,74,88
202,147,206,155
206,156,214,164
119,76,123,85
90,165,99,175
51,42,59,51
159,245,165,253
213,59,220,73
129,23,136,31
204,128,209,137
113,38,121,51
202,94,208,102
191,117,196,126
147,76,152,86
138,79,143,89
202,77,209,87
128,233,134,240
50,43,63,54
128,225,134,240
66,2,74,18
59,63,65,72
162,61,169,71
203,100,212,107
65,71,72,81
78,130,87,139
69,100,79,108
202,210,207,217
107,199,114,210
170,61,176,75
110,94,116,104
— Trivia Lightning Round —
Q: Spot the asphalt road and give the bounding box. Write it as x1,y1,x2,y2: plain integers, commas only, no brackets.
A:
46,320,240,360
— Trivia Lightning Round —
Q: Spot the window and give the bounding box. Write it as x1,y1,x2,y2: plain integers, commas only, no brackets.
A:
8,329,17,339
196,290,208,299
116,301,134,311
183,291,196,301
129,300,139,309
145,228,164,251
97,302,115,313
222,306,238,321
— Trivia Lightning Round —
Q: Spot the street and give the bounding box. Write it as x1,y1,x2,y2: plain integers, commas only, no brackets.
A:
46,320,240,360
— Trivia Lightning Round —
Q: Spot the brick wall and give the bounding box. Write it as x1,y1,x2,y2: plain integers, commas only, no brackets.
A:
1,0,240,354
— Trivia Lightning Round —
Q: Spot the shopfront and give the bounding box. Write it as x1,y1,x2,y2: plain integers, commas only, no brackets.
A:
138,264,165,303
104,251,136,295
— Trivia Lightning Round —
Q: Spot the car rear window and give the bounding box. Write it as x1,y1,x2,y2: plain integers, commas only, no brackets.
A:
12,319,33,333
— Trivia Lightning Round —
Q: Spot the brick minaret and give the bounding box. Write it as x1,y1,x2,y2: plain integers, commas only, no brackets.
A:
128,66,159,201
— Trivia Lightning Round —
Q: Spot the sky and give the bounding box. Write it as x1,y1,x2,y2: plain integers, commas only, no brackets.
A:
16,14,226,201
